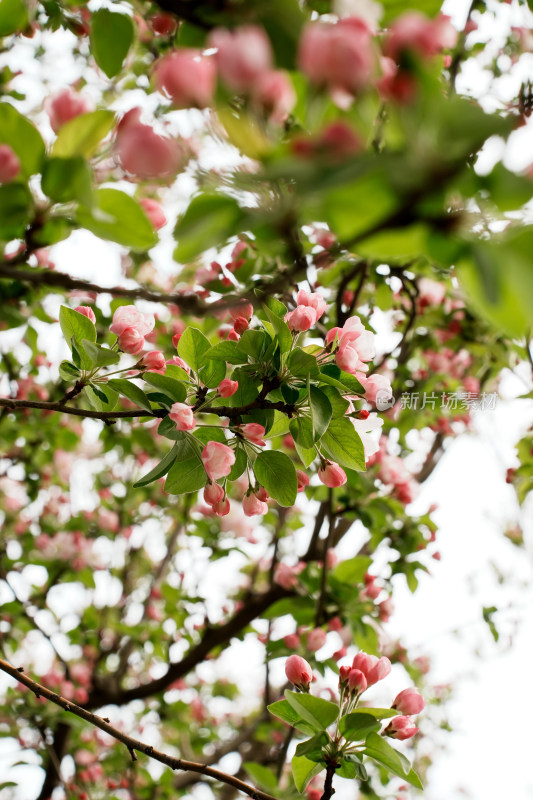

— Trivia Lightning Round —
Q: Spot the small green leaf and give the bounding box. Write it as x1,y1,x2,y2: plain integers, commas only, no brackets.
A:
90,9,134,78
285,691,338,731
165,437,207,494
238,329,268,360
84,383,118,412
331,556,372,585
107,378,153,413
339,713,381,742
322,417,366,471
0,102,44,176
262,305,292,354
0,0,28,35
76,188,157,251
80,340,120,368
52,110,116,159
295,440,316,469
254,450,297,507
289,348,319,378
309,386,332,441
143,373,187,403
363,732,423,789
199,358,226,389
204,341,248,365
59,307,97,356
228,446,247,480
344,707,397,720
133,445,179,488
295,731,329,762
42,157,93,206
178,327,212,373
173,194,245,262
58,361,80,382
290,417,314,450
267,699,317,736
0,183,32,239
242,763,277,792
292,756,324,793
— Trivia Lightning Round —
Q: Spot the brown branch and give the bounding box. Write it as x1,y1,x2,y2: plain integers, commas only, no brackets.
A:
320,762,337,800
0,659,277,800
35,721,71,800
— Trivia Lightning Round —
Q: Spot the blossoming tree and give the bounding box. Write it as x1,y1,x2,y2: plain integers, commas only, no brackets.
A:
0,0,532,799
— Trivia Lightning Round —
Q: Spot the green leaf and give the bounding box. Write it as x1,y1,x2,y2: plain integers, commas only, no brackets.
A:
42,157,93,206
229,369,259,407
363,732,423,789
344,707,397,720
76,188,157,251
295,440,316,469
59,307,97,359
204,341,248,365
0,102,45,176
80,340,120,368
289,348,319,378
262,305,292,354
242,763,277,793
285,691,338,731
339,713,381,742
331,556,372,585
143,373,187,403
381,0,442,22
0,0,28,35
309,386,332,442
0,183,32,239
238,329,268,360
165,437,207,494
291,756,324,793
90,9,134,78
173,194,245,262
295,731,329,762
267,699,317,736
157,416,185,440
290,417,314,450
178,327,212,373
85,383,118,412
262,596,315,623
322,417,366,471
108,378,153,413
199,358,226,389
254,450,297,507
228,446,247,480
133,445,179,488
52,110,116,158
58,361,80,382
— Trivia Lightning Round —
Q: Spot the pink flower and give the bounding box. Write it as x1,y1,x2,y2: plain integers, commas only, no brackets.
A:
153,49,216,108
241,423,266,446
115,107,183,180
274,561,305,590
307,628,327,652
348,668,367,694
251,69,296,123
110,305,155,338
74,306,96,324
336,342,366,374
233,316,249,335
0,144,21,183
417,277,446,308
285,655,313,691
219,378,239,398
351,651,391,686
118,327,144,355
141,351,166,373
242,491,268,517
283,633,300,649
139,198,167,230
208,25,272,93
385,12,457,61
201,441,236,481
286,306,317,332
229,302,253,322
296,470,309,493
166,356,190,373
212,496,231,516
359,374,393,408
44,87,92,133
298,18,375,98
318,462,347,488
296,289,327,321
392,688,425,715
169,402,195,431
204,482,225,506
384,716,419,740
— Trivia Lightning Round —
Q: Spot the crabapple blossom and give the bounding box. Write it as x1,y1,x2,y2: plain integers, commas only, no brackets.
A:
212,497,231,516
241,423,266,447
218,378,238,398
44,87,92,132
392,688,425,715
384,715,419,740
385,12,457,61
109,305,155,338
115,107,183,179
285,655,313,691
153,50,216,109
139,198,167,230
201,441,236,481
307,628,327,652
351,412,383,460
359,373,393,406
203,482,225,506
286,306,317,332
296,289,328,321
233,316,249,335
242,491,268,517
208,26,272,93
169,403,195,432
74,306,96,324
117,327,144,355
296,470,310,492
141,351,166,373
0,145,21,183
318,461,347,488
348,668,367,694
251,69,296,123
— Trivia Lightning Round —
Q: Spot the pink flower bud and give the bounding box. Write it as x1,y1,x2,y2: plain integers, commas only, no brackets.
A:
227,329,240,341
286,306,317,332
392,688,425,716
348,668,367,694
166,355,190,373
318,462,347,488
233,316,249,335
150,12,177,36
241,423,266,446
219,378,239,398
208,25,272,93
255,486,269,502
169,402,195,431
201,441,236,481
251,69,296,123
242,491,268,517
296,470,309,493
110,305,155,338
153,49,216,109
307,628,327,652
296,289,327,321
0,144,21,183
115,107,183,180
118,327,144,355
44,87,92,133
365,656,392,687
229,302,253,322
283,633,300,649
384,715,419,740
141,351,166,373
212,496,231,516
285,654,313,691
74,306,96,324
203,482,225,506
339,665,352,686
139,198,167,230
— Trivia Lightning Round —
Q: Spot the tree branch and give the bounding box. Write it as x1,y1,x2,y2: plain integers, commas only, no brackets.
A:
0,659,277,800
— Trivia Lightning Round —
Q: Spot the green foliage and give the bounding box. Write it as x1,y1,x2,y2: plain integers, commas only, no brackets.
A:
76,188,158,250
89,9,134,78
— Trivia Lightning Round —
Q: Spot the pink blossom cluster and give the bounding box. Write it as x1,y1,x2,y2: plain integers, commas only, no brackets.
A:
286,289,328,332
109,304,155,355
